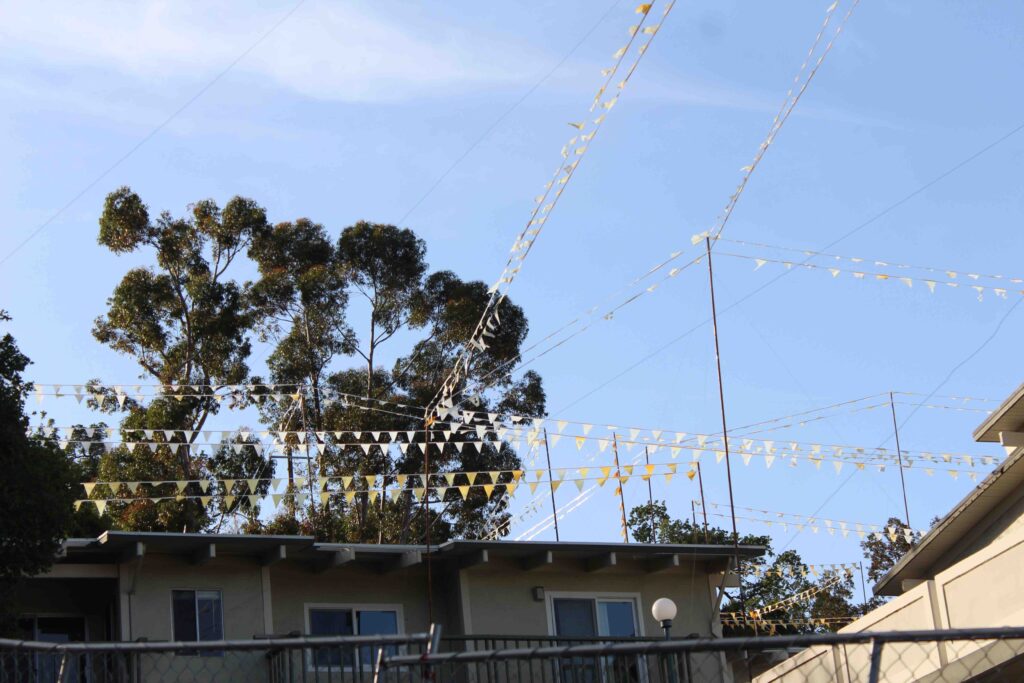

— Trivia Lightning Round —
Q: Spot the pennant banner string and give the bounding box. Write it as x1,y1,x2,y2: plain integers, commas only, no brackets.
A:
716,236,1023,285
707,0,857,245
426,1,677,420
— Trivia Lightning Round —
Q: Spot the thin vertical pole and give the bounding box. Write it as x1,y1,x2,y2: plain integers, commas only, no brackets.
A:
542,429,561,541
696,461,709,542
644,446,655,542
858,561,869,606
889,392,911,528
611,433,630,543
422,415,434,626
705,237,749,626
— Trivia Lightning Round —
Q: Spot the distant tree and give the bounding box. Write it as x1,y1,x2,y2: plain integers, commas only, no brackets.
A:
89,189,547,541
0,313,105,634
90,187,271,531
252,221,546,544
628,501,859,634
860,516,917,584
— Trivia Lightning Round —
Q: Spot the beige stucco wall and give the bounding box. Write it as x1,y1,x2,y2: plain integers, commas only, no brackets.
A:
460,556,718,638
124,554,266,641
268,562,438,636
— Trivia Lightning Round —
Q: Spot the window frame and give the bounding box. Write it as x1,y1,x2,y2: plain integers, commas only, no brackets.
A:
303,602,404,672
169,588,224,654
544,592,645,638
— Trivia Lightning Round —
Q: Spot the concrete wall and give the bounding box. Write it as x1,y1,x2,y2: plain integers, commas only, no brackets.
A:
755,520,1024,682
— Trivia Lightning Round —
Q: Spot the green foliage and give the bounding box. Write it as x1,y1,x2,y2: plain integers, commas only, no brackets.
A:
90,189,546,542
860,516,917,584
628,501,860,634
90,188,271,531
0,313,106,634
251,221,545,544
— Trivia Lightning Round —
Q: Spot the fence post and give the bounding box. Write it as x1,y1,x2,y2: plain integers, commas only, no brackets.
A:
867,638,885,683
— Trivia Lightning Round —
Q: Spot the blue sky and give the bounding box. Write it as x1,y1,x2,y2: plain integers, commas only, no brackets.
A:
2,1,1023,598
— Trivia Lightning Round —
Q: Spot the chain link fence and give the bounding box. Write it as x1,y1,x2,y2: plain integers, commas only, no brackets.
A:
0,631,429,682
3,626,1024,681
377,626,1024,683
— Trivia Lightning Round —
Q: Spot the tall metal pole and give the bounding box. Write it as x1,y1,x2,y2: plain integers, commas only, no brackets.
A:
705,237,749,626
696,461,709,543
611,433,630,543
542,428,561,542
644,446,656,543
889,392,911,528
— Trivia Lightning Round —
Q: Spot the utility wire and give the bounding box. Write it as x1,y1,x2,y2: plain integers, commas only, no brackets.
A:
554,117,1024,415
0,0,308,268
395,0,624,226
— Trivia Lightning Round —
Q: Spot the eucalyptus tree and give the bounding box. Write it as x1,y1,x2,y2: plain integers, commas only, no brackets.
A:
90,187,271,531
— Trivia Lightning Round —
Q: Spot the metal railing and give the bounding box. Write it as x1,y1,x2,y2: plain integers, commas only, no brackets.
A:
5,626,1024,682
0,632,430,682
376,626,1024,683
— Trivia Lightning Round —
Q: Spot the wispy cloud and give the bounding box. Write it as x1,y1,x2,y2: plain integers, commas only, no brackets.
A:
0,1,549,103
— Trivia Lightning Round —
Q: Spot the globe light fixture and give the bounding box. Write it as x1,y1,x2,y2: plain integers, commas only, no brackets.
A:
651,597,677,639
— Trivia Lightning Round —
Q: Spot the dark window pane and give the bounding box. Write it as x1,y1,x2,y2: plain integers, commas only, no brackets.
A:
553,599,597,637
598,601,636,637
172,590,198,641
310,609,354,668
196,591,223,642
357,610,399,669
357,610,397,636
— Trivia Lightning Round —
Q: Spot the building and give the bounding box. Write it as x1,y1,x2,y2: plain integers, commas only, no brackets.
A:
756,383,1024,682
15,533,763,679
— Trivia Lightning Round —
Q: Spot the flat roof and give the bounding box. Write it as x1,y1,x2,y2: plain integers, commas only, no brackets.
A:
875,387,1024,596
58,531,764,572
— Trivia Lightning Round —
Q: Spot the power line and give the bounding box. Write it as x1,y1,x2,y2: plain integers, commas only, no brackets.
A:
395,0,625,226
0,0,308,268
552,116,1024,415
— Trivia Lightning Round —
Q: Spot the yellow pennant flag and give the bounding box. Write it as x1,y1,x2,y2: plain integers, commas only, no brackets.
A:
319,492,330,505
198,480,211,493
246,479,259,493
271,494,284,507
317,477,329,490
444,472,457,486
664,473,674,483
344,491,357,503
83,482,97,496
506,482,518,496
126,482,141,494
224,495,236,508
575,436,586,450
395,474,407,488
199,496,212,507
342,476,354,489
686,469,697,480
223,479,236,493
94,500,107,515
511,470,524,482
636,3,652,14
247,494,261,507
575,479,586,492
528,482,539,494
483,484,495,498
177,481,189,493
578,467,590,479
388,488,402,502
551,480,562,493
366,475,377,488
